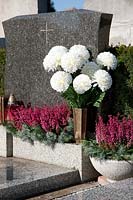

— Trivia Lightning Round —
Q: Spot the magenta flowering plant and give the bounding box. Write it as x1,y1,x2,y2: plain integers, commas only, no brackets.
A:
5,103,74,145
83,115,133,160
96,115,133,148
6,105,41,130
39,104,71,132
6,104,71,132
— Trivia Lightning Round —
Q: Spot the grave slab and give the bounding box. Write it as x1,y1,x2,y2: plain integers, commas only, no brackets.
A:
0,157,80,199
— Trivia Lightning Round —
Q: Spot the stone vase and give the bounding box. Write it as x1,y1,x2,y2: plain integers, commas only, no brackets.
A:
73,108,87,143
90,157,133,182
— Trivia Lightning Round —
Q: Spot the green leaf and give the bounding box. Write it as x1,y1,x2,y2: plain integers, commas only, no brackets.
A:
31,126,46,142
62,85,105,108
82,140,133,160
5,123,17,135
58,131,73,143
44,132,57,146
62,86,79,108
94,92,105,107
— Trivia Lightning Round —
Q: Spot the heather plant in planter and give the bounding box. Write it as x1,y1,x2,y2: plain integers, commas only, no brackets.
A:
83,115,133,160
5,104,74,145
83,115,133,182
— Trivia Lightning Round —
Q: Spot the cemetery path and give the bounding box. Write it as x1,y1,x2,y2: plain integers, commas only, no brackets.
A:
29,181,99,200
29,178,133,200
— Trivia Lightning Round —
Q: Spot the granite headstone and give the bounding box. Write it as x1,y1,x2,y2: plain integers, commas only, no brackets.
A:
3,10,112,106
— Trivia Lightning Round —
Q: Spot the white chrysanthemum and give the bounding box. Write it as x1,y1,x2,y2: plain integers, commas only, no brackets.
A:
50,71,72,93
70,45,90,61
81,61,100,80
61,52,85,73
96,52,117,70
43,54,60,72
73,74,92,94
93,70,112,92
49,46,68,56
44,46,68,69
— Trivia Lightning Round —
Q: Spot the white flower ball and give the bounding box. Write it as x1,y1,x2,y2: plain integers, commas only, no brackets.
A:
81,61,100,80
50,71,72,93
96,52,117,70
43,54,60,72
70,45,90,61
61,52,85,73
73,74,92,94
43,46,68,72
49,46,68,56
93,70,112,92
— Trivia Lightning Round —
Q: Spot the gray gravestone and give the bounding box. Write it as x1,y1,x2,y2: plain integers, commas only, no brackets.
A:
3,10,112,106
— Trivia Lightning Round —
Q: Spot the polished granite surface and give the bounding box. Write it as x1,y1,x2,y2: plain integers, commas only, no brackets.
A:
0,157,75,186
0,157,80,199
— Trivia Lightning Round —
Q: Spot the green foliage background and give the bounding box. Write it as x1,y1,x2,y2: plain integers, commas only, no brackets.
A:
0,48,6,96
101,45,133,119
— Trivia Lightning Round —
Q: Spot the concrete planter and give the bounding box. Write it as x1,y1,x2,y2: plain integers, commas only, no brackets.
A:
0,125,13,157
13,137,99,182
90,157,133,182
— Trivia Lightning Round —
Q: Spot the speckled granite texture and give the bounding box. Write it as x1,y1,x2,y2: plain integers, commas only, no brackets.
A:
3,10,112,106
13,137,99,182
57,178,133,200
0,157,80,199
0,126,13,157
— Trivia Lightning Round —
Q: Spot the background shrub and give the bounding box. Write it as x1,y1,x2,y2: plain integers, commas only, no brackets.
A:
0,48,6,95
101,45,133,119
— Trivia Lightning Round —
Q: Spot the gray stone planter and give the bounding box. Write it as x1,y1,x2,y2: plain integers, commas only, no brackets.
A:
13,137,99,182
0,125,13,157
90,157,133,182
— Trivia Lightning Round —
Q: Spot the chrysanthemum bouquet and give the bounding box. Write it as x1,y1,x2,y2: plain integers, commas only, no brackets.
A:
43,45,117,108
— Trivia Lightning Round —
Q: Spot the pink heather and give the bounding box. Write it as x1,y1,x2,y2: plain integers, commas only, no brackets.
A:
6,104,71,132
96,115,133,147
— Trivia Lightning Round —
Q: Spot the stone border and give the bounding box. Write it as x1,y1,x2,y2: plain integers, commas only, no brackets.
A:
30,181,99,200
0,125,99,182
0,125,13,157
13,137,99,182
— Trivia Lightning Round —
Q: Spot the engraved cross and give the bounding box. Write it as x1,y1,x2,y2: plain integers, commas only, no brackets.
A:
40,22,54,45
